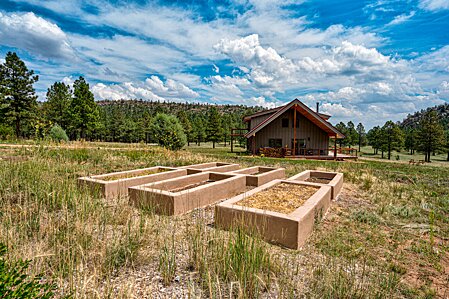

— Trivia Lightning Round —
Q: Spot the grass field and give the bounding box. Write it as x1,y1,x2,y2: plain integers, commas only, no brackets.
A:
359,146,449,166
0,141,448,298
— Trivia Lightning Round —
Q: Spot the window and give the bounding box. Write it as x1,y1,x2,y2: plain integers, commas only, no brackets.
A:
292,139,306,149
268,138,282,148
281,118,289,127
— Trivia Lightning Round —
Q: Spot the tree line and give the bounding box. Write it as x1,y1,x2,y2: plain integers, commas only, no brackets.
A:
0,52,259,149
335,114,448,162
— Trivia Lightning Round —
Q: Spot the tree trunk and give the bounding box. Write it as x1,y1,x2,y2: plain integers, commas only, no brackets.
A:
447,151,449,161
381,150,384,159
15,117,21,137
213,140,215,149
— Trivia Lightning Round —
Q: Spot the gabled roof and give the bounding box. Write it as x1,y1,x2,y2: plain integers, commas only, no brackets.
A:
244,106,332,122
244,99,345,139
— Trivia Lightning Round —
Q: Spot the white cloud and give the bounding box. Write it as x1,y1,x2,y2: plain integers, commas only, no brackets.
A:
386,11,416,26
0,12,75,60
419,0,449,11
91,76,198,101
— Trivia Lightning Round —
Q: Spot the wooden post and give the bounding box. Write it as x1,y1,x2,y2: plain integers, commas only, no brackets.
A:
293,106,297,156
334,136,337,160
252,134,256,155
231,133,234,153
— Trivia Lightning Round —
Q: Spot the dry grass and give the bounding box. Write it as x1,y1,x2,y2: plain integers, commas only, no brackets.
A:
0,141,448,298
236,183,319,214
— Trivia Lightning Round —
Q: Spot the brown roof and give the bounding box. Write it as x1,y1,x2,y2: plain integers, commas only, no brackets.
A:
244,99,344,138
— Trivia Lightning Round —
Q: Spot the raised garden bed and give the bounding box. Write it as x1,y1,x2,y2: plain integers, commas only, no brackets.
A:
215,180,331,249
179,162,239,174
129,172,247,215
78,166,184,199
231,166,285,186
287,170,343,200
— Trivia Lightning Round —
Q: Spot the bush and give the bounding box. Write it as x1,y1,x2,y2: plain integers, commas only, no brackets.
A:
0,243,56,298
0,124,15,140
49,124,69,142
150,113,187,150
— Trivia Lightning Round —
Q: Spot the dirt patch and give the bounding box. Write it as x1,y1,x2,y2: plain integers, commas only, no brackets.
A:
102,168,171,181
306,177,332,184
236,183,319,214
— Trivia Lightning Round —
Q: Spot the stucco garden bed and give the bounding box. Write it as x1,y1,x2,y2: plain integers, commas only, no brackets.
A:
288,170,343,200
78,166,184,199
129,172,246,215
215,180,331,249
230,166,285,186
179,162,239,174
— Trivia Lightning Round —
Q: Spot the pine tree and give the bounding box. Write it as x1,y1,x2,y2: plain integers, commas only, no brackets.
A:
206,107,222,148
346,121,358,147
367,126,382,154
68,77,100,140
43,82,72,130
177,110,192,146
417,111,444,162
404,128,418,155
150,113,186,150
335,122,348,147
0,52,39,137
356,122,366,152
381,121,404,160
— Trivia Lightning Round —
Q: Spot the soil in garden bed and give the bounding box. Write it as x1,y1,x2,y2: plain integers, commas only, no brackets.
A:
305,177,332,184
170,180,216,192
236,183,319,214
101,168,172,181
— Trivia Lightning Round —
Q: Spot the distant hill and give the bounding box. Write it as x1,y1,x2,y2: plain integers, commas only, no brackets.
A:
401,103,449,130
97,99,264,118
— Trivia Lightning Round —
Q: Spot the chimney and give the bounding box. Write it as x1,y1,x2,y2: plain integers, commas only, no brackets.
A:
316,102,319,114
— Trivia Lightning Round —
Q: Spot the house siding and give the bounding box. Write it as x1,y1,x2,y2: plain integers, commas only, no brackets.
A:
249,109,329,154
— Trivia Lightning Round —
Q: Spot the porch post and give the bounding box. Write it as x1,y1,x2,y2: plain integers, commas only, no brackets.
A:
231,130,234,153
334,135,337,159
252,133,256,155
293,105,297,156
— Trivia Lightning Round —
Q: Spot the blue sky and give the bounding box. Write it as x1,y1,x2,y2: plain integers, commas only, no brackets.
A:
1,0,449,128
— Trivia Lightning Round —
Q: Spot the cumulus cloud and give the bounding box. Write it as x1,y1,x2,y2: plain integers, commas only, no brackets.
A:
91,76,199,102
0,12,75,60
419,0,449,11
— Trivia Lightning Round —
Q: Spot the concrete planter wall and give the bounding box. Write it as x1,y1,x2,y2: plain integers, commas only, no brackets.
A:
288,170,343,200
180,162,240,174
129,172,247,215
231,166,286,186
215,180,331,249
78,166,185,199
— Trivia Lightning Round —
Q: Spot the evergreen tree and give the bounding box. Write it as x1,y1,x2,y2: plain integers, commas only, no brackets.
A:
43,82,72,130
404,128,418,155
381,121,404,160
150,113,186,150
367,126,382,154
177,110,192,146
335,122,348,147
346,121,358,147
0,52,39,137
206,106,222,148
68,77,100,140
192,115,206,146
445,130,449,161
417,110,444,162
356,122,366,152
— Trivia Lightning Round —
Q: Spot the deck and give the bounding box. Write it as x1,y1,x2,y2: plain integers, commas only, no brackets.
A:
287,153,357,161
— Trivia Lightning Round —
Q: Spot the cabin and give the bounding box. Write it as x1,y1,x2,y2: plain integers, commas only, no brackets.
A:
244,99,345,158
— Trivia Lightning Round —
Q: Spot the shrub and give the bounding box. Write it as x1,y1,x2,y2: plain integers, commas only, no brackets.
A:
0,124,15,140
0,243,56,298
150,113,187,150
49,124,69,142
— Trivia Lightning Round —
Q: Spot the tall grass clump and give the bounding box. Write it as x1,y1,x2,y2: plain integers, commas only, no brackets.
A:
306,256,400,298
186,215,276,298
